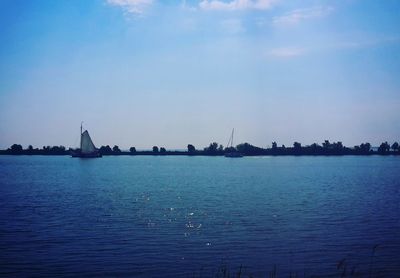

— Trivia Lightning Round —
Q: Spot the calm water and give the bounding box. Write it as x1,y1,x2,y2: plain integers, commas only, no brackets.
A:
0,155,399,277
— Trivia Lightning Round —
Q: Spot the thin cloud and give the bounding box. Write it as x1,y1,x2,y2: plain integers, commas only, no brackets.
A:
265,36,399,59
220,19,245,34
332,36,400,50
106,0,153,15
273,6,333,26
181,0,197,12
199,0,278,11
267,47,305,58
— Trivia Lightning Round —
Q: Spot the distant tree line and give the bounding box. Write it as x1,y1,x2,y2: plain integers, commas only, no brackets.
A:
1,140,399,156
0,144,69,155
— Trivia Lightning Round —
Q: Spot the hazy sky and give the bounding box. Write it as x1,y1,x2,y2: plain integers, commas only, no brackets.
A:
1,0,399,150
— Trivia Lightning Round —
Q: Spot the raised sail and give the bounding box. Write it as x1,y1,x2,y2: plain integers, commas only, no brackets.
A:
81,130,97,154
71,123,102,158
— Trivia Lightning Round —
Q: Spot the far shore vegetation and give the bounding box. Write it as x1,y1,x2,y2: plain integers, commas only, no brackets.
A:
1,140,399,156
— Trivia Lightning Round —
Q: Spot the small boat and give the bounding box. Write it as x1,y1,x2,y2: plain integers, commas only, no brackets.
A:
71,123,102,158
224,128,243,158
225,151,243,158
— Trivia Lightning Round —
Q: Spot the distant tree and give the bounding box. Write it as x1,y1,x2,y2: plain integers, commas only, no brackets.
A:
32,145,65,155
236,143,263,155
310,143,321,153
293,142,301,150
334,141,343,150
378,142,390,154
50,146,66,154
281,145,285,149
10,144,23,153
331,141,344,153
359,143,371,153
204,142,218,153
112,145,121,153
310,143,319,149
391,142,399,152
272,142,277,149
160,147,166,153
209,142,218,152
322,140,331,149
25,145,34,155
187,144,196,153
218,144,224,152
129,147,136,153
99,145,112,155
153,146,159,153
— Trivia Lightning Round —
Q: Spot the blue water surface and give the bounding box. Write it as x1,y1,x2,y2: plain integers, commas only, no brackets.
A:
0,155,399,277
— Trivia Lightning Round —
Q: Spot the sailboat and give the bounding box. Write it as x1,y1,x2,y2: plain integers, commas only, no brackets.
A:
224,128,243,158
71,123,102,158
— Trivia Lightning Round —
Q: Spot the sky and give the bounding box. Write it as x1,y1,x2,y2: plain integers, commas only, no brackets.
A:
0,0,399,150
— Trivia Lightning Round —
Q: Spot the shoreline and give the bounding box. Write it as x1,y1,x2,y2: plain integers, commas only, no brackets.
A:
1,151,399,156
2,141,399,156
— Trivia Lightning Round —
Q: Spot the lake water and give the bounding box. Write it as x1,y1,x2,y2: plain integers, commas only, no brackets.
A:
0,155,399,277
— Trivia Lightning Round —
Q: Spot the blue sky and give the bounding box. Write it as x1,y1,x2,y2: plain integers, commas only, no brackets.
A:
0,0,399,150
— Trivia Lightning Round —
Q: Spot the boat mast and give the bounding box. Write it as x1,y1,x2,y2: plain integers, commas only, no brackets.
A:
231,128,234,148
